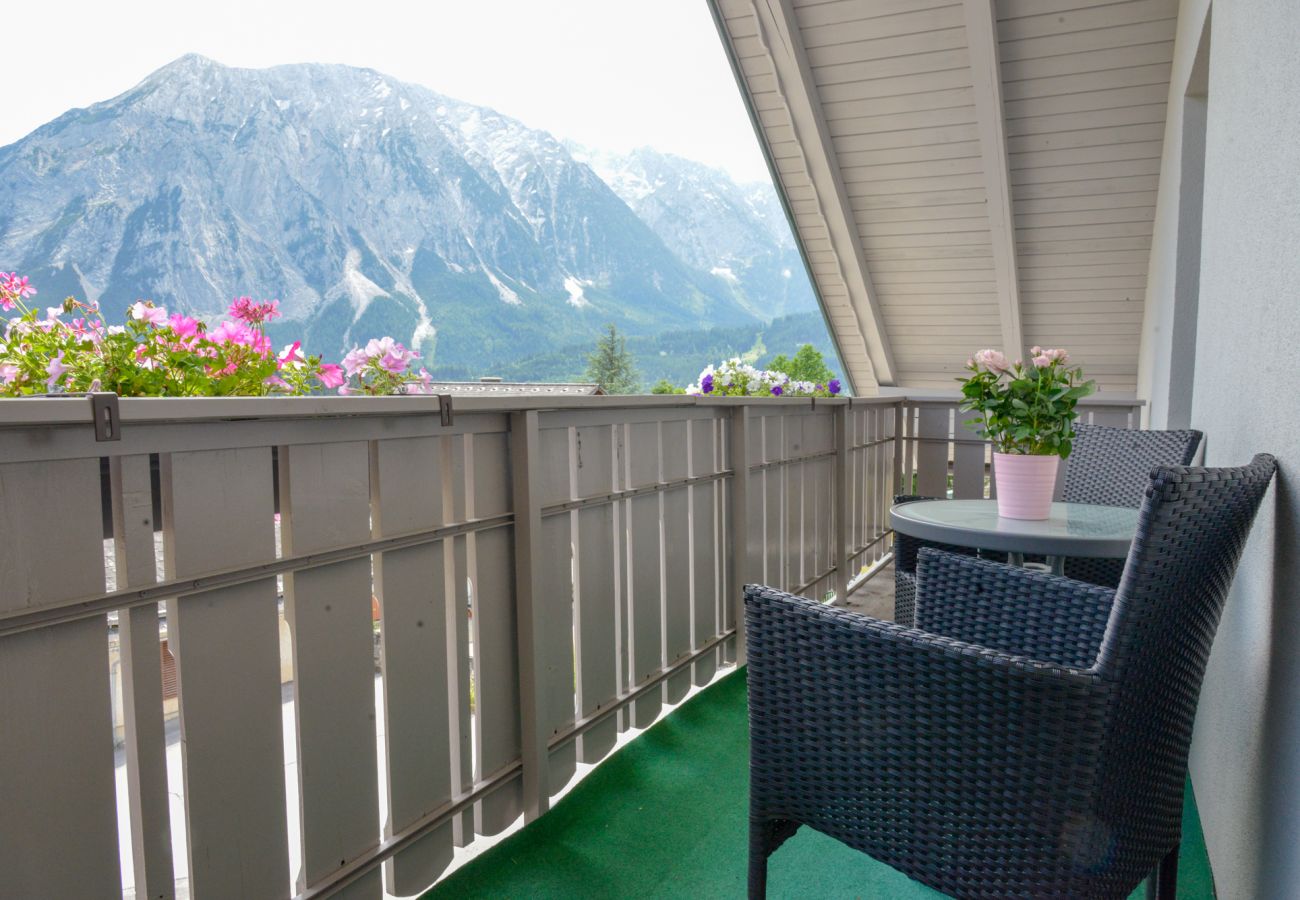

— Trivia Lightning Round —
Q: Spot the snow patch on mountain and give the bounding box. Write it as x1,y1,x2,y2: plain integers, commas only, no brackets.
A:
340,249,389,317
485,269,521,305
564,276,591,308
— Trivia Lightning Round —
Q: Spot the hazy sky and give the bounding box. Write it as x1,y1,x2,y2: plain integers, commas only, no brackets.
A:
2,0,773,182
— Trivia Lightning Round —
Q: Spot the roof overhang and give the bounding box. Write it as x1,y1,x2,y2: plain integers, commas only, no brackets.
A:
710,0,1179,394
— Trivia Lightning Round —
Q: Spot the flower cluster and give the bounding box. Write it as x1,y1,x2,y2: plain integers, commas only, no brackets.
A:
338,336,435,395
685,358,842,398
0,274,428,398
960,347,1094,458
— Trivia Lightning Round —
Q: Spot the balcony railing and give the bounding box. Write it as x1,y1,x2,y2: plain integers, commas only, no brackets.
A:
0,392,1138,899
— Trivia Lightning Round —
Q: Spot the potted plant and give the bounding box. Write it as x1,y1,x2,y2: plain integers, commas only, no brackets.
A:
959,348,1095,519
685,357,842,398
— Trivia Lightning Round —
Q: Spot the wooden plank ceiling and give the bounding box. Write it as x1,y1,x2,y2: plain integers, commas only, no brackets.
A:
711,0,1178,393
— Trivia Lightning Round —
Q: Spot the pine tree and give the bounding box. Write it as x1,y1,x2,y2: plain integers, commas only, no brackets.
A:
585,323,640,394
768,344,835,385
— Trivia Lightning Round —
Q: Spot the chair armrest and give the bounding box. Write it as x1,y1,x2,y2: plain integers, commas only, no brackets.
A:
744,585,1109,867
914,549,1116,669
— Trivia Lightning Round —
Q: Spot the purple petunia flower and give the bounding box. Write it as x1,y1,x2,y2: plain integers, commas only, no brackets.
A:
771,384,783,396
828,379,841,395
701,373,714,394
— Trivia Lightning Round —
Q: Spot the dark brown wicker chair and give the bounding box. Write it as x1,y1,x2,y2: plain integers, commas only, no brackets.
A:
748,454,1275,899
893,424,1202,625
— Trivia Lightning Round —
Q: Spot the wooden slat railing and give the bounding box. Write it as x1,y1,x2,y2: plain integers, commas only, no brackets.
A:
0,390,1137,898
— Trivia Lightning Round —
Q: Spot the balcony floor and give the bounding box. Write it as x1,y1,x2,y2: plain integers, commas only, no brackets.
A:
424,669,1214,899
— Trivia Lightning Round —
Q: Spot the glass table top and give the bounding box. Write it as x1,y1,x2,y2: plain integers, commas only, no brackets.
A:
890,499,1139,558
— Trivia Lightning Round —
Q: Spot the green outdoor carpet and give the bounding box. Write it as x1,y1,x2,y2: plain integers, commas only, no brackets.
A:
424,670,1213,899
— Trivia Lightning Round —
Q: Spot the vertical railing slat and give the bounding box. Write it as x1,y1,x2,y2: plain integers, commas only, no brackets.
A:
467,431,523,835
281,441,381,898
111,454,176,900
833,404,850,602
627,421,663,728
952,411,987,499
162,447,288,899
534,421,578,796
372,435,454,893
729,406,752,667
443,435,475,847
661,418,693,703
574,423,620,762
915,406,951,498
0,458,121,899
690,416,720,686
510,411,550,822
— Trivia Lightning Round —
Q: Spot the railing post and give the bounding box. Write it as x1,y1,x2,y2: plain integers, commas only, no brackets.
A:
893,401,905,505
729,405,752,667
111,455,176,900
833,402,851,603
510,409,550,821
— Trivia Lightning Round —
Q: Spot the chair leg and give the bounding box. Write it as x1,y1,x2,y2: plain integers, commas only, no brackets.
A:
748,823,769,900
1145,842,1179,900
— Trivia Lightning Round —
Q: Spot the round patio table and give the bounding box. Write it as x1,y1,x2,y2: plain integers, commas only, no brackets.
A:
890,499,1139,576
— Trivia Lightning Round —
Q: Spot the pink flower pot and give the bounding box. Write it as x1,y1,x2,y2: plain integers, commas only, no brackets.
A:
993,452,1059,520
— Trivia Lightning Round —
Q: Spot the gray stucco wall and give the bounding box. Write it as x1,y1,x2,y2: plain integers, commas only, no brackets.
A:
1158,1,1300,896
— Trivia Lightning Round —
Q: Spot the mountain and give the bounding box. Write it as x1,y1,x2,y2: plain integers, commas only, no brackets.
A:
573,146,817,320
0,55,760,368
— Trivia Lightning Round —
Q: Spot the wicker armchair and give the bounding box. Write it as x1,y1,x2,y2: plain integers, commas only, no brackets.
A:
893,424,1202,625
748,454,1275,899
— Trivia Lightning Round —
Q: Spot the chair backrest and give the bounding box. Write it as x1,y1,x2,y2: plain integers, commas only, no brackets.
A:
1095,454,1275,847
1062,423,1202,508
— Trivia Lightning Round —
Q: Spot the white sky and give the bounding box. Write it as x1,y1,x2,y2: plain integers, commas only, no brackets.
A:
1,0,773,183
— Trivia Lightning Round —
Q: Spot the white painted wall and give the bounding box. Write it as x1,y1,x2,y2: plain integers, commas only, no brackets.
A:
1137,0,1211,429
1141,1,1300,896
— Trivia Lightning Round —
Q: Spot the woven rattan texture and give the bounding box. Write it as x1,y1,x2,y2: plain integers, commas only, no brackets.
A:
749,455,1275,899
894,427,1203,625
891,493,977,625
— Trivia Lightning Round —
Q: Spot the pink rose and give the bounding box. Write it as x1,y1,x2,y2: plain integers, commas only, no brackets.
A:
1032,354,1051,368
972,349,1010,373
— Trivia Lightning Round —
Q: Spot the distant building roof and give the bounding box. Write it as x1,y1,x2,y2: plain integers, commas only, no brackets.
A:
427,381,605,396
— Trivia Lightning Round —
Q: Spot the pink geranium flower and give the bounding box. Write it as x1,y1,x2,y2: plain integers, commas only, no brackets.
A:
130,301,168,327
228,296,282,325
0,273,36,310
168,313,200,339
46,351,69,388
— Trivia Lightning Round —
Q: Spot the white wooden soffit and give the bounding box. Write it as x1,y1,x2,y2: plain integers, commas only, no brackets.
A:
741,0,897,387
963,0,1024,359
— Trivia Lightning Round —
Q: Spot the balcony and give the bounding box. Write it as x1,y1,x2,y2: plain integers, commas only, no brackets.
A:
0,391,1142,899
